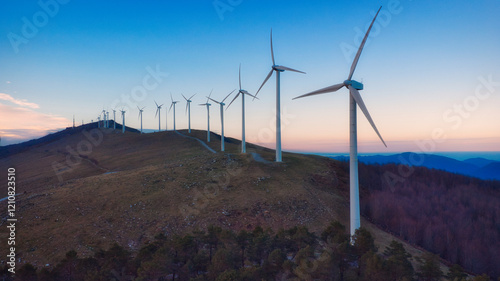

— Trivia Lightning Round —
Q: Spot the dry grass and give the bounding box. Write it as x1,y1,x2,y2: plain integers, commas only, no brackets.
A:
0,127,448,274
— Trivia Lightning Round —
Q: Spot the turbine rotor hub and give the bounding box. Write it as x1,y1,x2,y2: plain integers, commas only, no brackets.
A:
344,80,364,90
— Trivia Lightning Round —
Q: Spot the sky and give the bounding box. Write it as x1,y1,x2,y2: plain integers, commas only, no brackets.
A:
1,0,499,153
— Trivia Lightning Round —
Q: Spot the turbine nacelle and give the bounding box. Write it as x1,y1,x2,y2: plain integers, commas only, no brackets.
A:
344,80,363,90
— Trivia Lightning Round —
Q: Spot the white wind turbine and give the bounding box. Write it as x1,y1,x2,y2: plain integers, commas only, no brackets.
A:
169,94,179,131
254,29,306,162
182,94,196,133
208,90,235,151
155,101,163,132
102,109,108,128
227,65,259,153
120,109,126,134
294,7,386,237
113,109,116,130
137,106,145,134
199,91,213,142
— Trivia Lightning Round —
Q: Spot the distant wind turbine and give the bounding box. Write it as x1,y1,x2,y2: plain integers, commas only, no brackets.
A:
254,29,306,162
169,94,179,131
183,94,196,133
155,101,163,132
120,109,126,134
102,109,107,128
97,116,101,128
294,6,386,237
227,65,258,153
112,109,116,130
200,91,213,142
106,111,110,128
208,90,235,151
138,106,145,134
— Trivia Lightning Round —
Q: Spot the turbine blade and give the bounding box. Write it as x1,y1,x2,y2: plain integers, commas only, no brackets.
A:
137,106,140,111
155,100,159,107
239,64,242,89
169,103,173,112
208,97,220,104
293,83,345,100
226,92,240,109
275,65,306,74
222,89,236,102
348,85,387,147
155,108,158,118
254,69,274,100
182,94,188,101
243,90,258,99
189,94,196,100
186,103,189,114
270,29,275,65
207,89,213,103
348,6,382,80
170,93,173,103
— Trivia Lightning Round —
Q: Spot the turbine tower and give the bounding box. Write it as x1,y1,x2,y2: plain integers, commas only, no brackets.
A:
169,94,179,131
102,109,107,128
106,111,110,128
227,64,258,153
113,109,116,130
120,109,126,134
155,101,163,132
138,106,145,134
208,90,235,151
294,7,386,237
199,91,213,142
183,94,196,133
97,116,101,128
255,29,306,162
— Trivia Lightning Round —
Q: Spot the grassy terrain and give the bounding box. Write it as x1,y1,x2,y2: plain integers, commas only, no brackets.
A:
0,126,438,273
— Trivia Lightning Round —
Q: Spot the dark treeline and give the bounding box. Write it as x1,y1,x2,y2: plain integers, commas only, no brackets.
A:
1,222,495,281
355,161,500,279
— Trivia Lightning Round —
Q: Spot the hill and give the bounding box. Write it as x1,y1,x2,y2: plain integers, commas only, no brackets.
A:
0,126,498,279
333,152,500,181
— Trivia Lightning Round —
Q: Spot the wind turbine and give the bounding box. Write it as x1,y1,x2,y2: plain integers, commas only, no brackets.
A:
294,7,386,237
208,90,235,151
199,91,213,142
137,106,145,134
154,101,163,132
102,109,107,128
182,94,196,133
227,64,258,153
97,116,101,128
169,94,179,131
254,29,306,162
112,109,116,130
106,111,110,128
120,109,126,134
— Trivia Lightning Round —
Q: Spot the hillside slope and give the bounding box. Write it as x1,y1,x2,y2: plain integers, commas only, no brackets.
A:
0,127,477,278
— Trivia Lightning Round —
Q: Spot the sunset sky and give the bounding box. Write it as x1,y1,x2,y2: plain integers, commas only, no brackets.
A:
1,0,499,153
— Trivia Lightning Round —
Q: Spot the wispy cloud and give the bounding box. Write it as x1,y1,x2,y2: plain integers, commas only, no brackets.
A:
6,81,11,84
0,93,39,109
0,103,69,145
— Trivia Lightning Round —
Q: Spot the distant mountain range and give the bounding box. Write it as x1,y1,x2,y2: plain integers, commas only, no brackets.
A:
331,152,500,181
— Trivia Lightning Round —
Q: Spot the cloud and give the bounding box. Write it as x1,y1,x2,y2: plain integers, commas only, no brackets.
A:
0,93,39,109
6,81,11,84
0,103,69,145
